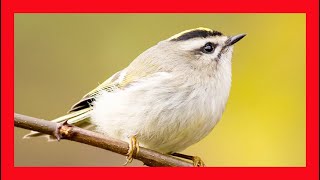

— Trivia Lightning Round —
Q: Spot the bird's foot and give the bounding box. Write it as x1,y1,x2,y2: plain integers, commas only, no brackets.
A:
171,152,205,167
53,120,73,141
123,136,140,166
191,156,205,167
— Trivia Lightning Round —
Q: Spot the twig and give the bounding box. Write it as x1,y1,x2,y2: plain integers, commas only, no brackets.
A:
14,113,193,167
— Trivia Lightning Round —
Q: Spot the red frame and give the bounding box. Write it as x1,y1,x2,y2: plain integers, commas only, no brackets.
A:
1,0,319,179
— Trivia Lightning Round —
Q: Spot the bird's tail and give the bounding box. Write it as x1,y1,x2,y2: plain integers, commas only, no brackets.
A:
23,108,93,141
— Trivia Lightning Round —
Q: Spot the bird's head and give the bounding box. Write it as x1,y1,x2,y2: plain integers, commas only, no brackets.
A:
156,27,246,75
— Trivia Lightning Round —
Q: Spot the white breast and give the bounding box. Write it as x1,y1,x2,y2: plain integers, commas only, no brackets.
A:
91,69,231,153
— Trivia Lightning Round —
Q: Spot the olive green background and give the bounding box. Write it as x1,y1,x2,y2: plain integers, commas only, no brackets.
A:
14,14,305,166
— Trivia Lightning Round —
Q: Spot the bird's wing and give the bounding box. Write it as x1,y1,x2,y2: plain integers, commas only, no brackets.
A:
24,69,130,140
68,69,124,113
69,57,164,113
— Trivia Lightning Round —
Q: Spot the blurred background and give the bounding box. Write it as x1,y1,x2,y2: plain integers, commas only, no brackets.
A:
14,14,305,167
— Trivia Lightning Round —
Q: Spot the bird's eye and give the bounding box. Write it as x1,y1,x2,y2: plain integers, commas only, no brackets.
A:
202,42,215,53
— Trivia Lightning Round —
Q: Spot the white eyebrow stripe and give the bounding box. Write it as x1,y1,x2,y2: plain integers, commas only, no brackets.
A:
179,36,228,51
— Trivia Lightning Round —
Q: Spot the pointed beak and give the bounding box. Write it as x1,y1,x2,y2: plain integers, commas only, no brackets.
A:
225,33,246,46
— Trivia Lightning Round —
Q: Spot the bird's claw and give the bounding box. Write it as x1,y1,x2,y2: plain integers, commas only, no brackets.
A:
192,156,205,167
123,136,140,166
171,152,205,167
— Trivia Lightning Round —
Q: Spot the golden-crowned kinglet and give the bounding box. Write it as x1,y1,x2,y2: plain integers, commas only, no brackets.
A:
25,27,246,166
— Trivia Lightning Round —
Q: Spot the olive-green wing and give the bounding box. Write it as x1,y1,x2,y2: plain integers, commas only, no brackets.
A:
68,70,124,113
68,63,158,113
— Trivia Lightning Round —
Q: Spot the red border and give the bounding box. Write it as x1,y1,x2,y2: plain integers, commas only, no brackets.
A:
1,0,319,180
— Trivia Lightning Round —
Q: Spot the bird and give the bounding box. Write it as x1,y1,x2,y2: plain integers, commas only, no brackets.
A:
24,27,246,166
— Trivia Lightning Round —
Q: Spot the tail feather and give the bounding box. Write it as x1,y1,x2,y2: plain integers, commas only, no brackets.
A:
23,108,93,141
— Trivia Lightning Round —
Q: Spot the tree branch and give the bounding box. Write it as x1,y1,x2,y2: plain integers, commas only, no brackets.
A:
14,113,193,167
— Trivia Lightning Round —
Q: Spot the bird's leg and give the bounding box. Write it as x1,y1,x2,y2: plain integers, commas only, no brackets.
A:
123,136,140,165
53,120,74,141
171,152,205,167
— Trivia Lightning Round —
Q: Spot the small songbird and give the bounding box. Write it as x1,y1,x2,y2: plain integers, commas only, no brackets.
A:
25,27,246,166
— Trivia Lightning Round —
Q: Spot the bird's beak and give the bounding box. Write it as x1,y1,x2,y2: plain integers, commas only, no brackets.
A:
225,33,246,46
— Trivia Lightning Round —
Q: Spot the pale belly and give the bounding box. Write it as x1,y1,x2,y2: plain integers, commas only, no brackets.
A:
91,84,225,154
90,72,229,153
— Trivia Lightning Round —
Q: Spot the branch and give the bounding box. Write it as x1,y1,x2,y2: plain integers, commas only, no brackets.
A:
14,113,193,167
